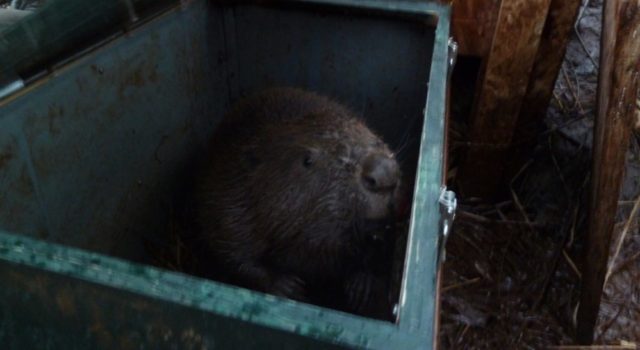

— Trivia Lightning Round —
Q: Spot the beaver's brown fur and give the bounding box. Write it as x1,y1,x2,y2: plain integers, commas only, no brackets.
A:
189,87,402,320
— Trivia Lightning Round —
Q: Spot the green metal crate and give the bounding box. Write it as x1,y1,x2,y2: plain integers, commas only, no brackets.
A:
0,0,451,348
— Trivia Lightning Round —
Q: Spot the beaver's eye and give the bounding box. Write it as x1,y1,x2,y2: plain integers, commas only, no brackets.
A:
303,154,313,168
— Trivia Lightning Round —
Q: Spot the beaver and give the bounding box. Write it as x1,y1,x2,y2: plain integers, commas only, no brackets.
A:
188,87,403,320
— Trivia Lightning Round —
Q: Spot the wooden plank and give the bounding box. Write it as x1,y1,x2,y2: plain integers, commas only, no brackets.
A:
456,0,552,198
504,0,582,179
576,0,640,344
450,0,501,57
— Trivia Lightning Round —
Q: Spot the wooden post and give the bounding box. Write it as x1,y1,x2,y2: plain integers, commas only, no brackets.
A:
505,0,582,180
456,0,552,198
577,0,640,344
450,0,501,57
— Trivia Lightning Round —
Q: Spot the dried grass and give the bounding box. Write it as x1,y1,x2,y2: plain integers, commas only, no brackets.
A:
440,0,640,347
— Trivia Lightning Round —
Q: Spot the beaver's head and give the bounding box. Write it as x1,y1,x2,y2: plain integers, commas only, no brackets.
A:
245,110,401,248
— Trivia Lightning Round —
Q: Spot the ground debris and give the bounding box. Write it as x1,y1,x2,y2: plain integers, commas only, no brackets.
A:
442,0,640,347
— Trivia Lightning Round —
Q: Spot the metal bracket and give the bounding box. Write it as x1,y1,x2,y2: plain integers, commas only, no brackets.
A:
438,186,457,264
447,37,458,79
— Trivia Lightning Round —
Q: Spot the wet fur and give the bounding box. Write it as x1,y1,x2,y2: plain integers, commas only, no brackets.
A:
189,87,399,319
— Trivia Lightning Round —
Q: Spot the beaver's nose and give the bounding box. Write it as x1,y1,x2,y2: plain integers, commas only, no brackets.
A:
361,153,399,193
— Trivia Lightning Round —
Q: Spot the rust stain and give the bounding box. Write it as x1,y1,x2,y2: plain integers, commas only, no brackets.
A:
7,270,51,304
181,328,208,350
47,104,64,136
75,76,88,91
55,288,77,317
16,166,34,196
118,63,160,98
37,228,48,239
105,104,121,124
0,149,13,169
154,134,170,164
118,332,141,350
148,64,159,83
125,67,147,87
181,116,194,136
146,323,174,342
87,295,115,349
183,37,206,94
3,264,218,348
89,322,114,349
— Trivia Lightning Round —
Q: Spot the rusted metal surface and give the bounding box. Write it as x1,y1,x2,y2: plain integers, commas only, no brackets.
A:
0,0,177,84
457,0,552,198
0,3,228,262
0,234,349,349
0,0,452,348
0,133,48,239
577,0,640,344
505,0,582,180
450,0,500,57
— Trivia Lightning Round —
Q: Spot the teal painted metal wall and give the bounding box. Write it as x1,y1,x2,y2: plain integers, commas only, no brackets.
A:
0,0,450,348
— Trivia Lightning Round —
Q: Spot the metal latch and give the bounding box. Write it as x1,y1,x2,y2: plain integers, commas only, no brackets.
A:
447,37,458,79
438,186,457,264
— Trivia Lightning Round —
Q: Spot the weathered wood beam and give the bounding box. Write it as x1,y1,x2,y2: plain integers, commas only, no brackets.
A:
456,0,552,197
504,0,582,180
451,0,501,57
577,0,640,344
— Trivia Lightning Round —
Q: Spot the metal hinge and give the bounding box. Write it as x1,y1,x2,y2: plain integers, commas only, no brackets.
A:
447,37,458,79
438,186,457,264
